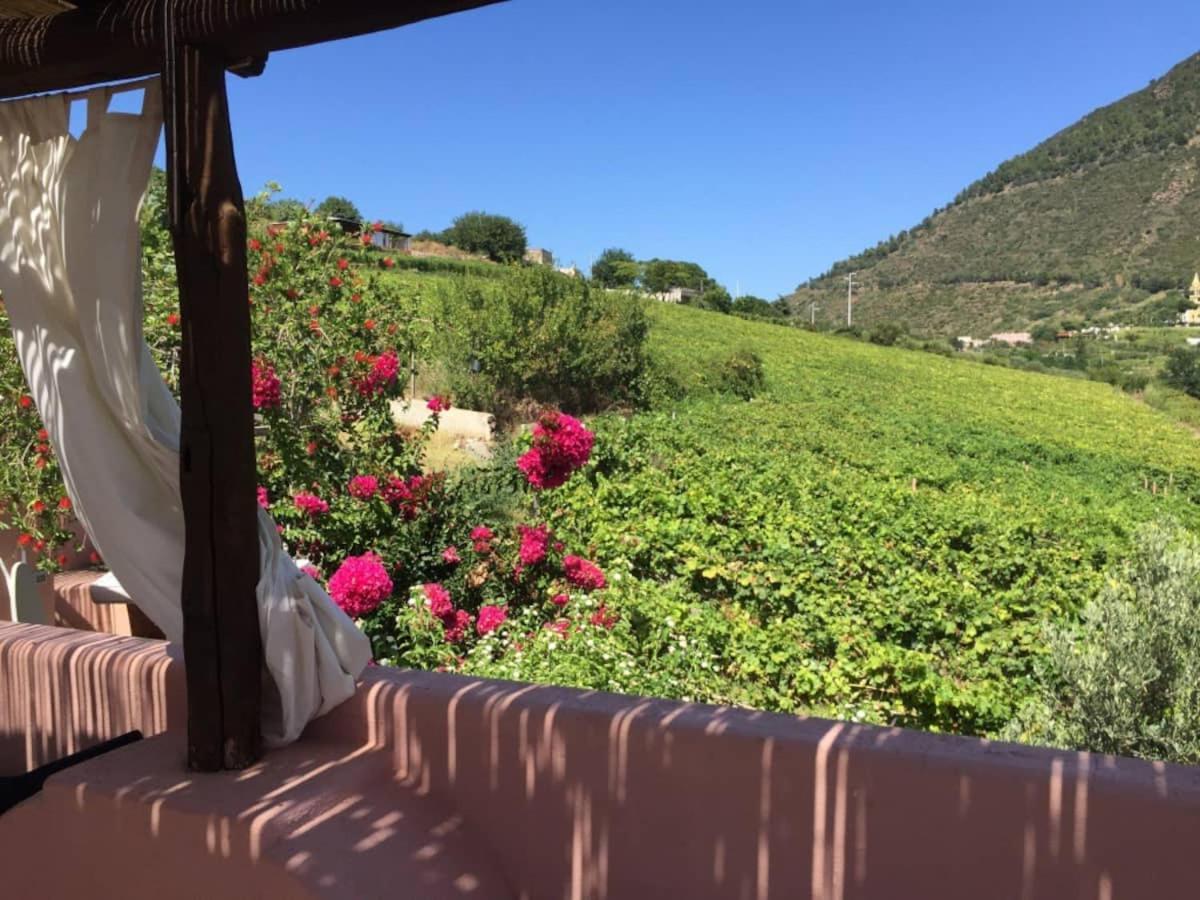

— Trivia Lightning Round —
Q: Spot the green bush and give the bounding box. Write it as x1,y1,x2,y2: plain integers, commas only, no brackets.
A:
709,349,765,400
868,322,906,346
432,268,649,421
1010,521,1200,763
440,211,527,264
1163,346,1200,399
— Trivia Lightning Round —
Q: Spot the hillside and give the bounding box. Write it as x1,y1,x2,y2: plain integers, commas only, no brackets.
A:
544,303,1200,734
789,51,1200,336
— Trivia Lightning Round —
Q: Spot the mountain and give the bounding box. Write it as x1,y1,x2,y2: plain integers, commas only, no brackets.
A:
788,51,1200,337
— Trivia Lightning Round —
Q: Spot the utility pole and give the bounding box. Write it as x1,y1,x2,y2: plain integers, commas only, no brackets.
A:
810,302,820,326
845,272,857,327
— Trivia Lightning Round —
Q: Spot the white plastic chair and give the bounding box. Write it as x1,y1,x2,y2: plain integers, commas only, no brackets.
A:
2,558,47,625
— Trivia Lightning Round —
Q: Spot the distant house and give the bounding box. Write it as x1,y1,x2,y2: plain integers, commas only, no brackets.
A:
328,216,411,253
989,331,1032,347
652,286,700,304
1180,273,1200,326
556,265,581,279
525,248,554,267
956,336,986,351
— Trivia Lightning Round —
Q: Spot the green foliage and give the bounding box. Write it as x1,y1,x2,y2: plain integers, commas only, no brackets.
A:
642,258,709,294
692,284,732,314
1009,522,1200,764
535,303,1200,736
591,248,640,288
709,349,765,400
1163,346,1200,398
868,322,906,346
731,295,784,319
315,195,362,222
441,211,527,264
431,267,649,419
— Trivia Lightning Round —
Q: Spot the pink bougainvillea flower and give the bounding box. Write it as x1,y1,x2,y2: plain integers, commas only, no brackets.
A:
476,605,508,636
354,350,399,397
517,523,550,566
348,475,379,500
516,411,595,490
563,555,607,591
444,608,472,644
300,563,322,582
551,592,569,608
251,359,281,410
426,395,451,414
470,525,494,542
293,491,329,517
589,605,618,630
328,552,392,618
442,545,461,565
256,485,270,509
423,582,454,621
544,620,570,638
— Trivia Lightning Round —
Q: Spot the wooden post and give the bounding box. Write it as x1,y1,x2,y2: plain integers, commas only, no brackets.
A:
163,43,263,771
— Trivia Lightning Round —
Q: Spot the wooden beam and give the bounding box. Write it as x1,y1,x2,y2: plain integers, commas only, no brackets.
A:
0,0,503,98
163,40,262,771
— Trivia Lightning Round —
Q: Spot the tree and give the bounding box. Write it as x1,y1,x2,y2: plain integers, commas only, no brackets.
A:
591,248,640,288
442,211,527,263
316,195,362,222
693,284,732,314
1164,347,1200,399
641,259,708,294
731,295,782,318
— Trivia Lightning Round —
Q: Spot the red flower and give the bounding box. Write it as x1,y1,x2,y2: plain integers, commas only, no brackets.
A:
16,533,31,547
36,429,47,441
351,293,362,304
442,546,461,565
248,238,262,252
57,497,71,511
306,441,318,456
563,555,606,591
328,552,392,618
250,359,282,410
382,257,395,269
444,609,471,644
516,411,595,490
166,312,180,327
426,395,451,414
551,593,569,607
423,582,454,621
329,276,343,288
18,395,32,409
363,319,376,331
285,288,300,300
372,221,384,233
88,551,102,565
253,273,266,287
476,605,508,636
348,475,379,500
56,553,68,567
517,523,550,566
256,486,269,509
293,492,329,517
308,304,320,316
361,233,373,246
337,258,350,270
31,500,45,513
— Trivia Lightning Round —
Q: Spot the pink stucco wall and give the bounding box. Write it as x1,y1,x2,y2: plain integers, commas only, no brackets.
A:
1,621,1198,899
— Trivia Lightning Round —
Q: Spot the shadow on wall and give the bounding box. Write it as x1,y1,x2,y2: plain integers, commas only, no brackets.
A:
2,623,1200,899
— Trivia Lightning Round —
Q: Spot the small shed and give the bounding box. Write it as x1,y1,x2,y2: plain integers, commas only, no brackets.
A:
329,215,412,252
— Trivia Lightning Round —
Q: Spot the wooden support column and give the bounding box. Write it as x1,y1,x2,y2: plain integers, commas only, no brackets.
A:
163,43,263,771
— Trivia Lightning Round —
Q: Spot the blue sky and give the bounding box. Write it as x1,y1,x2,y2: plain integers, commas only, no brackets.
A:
210,0,1200,299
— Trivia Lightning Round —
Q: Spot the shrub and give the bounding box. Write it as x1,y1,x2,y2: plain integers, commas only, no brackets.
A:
1010,522,1200,763
868,322,906,346
431,267,649,420
709,349,765,400
1163,347,1200,399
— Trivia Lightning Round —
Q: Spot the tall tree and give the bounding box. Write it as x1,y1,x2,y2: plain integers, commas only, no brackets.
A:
591,247,639,288
315,195,362,221
642,258,709,294
442,211,527,263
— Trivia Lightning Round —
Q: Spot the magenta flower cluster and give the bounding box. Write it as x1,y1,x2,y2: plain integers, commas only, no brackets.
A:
251,359,281,410
328,552,392,618
348,474,378,500
516,411,595,490
355,350,400,397
293,491,329,517
426,395,451,414
517,523,550,566
476,604,508,636
563,555,607,591
424,582,473,644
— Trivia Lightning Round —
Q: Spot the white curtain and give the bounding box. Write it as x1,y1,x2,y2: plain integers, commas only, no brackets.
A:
0,79,370,746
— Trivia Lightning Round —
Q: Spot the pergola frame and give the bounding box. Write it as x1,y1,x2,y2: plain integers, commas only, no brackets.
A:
0,0,502,771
